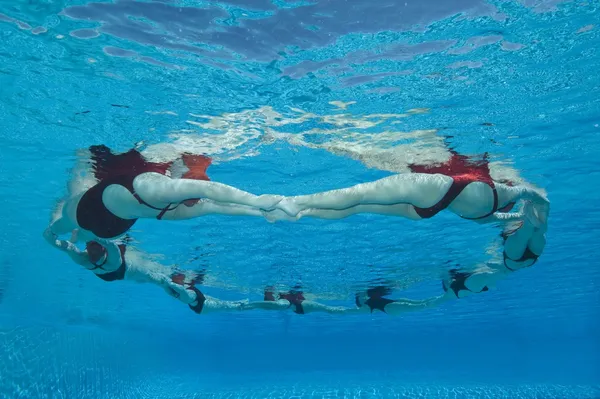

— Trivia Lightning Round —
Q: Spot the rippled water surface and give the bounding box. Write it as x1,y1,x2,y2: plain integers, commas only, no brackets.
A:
1,0,599,398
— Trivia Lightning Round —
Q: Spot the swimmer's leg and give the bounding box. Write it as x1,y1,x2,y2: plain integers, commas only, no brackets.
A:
276,173,453,217
241,300,290,311
165,280,198,305
201,297,248,314
133,172,283,211
504,221,535,261
384,295,449,316
301,301,361,314
462,272,496,293
503,204,546,270
297,204,420,221
161,200,265,220
47,215,75,237
46,199,74,236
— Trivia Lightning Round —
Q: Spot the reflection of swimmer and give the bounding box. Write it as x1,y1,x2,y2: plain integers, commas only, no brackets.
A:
43,228,195,298
441,206,546,300
242,286,359,315
354,285,448,315
246,286,445,316
168,274,250,315
268,146,549,227
355,215,546,314
45,229,251,314
354,202,547,314
46,145,282,242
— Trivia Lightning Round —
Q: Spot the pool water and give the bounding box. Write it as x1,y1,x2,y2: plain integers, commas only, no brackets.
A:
1,0,599,398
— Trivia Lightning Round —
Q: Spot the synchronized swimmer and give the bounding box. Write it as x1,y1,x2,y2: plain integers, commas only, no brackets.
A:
43,141,550,318
46,145,282,244
44,200,544,318
267,147,550,227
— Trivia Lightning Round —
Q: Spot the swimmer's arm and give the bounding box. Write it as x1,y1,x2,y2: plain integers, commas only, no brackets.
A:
47,217,74,236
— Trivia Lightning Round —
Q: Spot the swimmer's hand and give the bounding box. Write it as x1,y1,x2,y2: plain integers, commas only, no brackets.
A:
43,228,55,244
43,228,72,251
69,229,80,243
43,228,61,247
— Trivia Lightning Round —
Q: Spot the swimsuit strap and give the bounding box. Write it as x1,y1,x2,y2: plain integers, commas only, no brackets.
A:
89,249,108,270
415,175,501,220
132,193,178,220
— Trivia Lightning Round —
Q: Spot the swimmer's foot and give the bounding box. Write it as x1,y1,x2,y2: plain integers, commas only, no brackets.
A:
275,197,302,217
261,209,299,223
256,194,284,211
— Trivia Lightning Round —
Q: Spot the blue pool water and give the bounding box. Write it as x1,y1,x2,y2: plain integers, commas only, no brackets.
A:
1,0,599,398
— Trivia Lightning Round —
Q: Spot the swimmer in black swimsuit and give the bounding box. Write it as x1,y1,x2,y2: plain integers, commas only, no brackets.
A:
353,202,547,310
354,285,449,315
46,145,284,243
442,269,489,299
242,286,359,314
44,228,191,290
440,205,546,300
45,230,253,314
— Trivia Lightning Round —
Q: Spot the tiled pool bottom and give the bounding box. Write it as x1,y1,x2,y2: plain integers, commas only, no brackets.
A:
44,379,600,399
9,377,599,399
2,326,599,399
181,386,599,399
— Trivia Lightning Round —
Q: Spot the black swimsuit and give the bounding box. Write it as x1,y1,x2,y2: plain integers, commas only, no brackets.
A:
356,286,396,313
442,269,489,298
76,174,179,239
89,245,127,282
264,290,305,314
188,286,206,314
279,293,305,314
501,228,540,271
